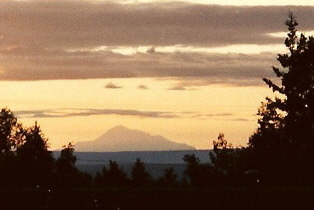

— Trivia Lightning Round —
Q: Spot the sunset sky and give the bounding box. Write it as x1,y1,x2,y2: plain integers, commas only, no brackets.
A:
1,0,314,150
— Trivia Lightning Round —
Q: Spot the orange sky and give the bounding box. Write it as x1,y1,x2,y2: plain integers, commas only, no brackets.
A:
0,79,274,149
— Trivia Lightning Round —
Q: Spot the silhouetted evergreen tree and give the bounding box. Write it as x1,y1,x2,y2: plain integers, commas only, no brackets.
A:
248,98,286,184
0,109,94,189
263,13,313,147
0,108,18,155
209,133,241,186
95,160,128,188
210,133,235,172
55,142,81,188
0,108,21,187
250,13,314,185
158,167,178,187
208,133,255,187
131,158,151,187
183,154,211,187
16,122,54,188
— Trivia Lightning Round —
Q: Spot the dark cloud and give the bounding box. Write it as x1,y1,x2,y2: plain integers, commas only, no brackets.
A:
231,118,251,122
137,85,149,89
207,113,233,117
15,108,178,119
105,82,122,89
167,85,198,91
188,113,234,120
167,86,187,91
0,2,313,84
1,2,313,49
0,47,277,85
146,47,156,54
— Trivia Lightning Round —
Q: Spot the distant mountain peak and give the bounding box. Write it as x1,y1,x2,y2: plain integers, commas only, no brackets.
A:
107,125,128,131
104,125,144,136
75,126,196,152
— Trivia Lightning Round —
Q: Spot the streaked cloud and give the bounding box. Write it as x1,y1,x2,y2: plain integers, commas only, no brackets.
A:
104,82,122,89
207,113,233,117
137,85,149,90
2,2,313,49
0,49,277,85
231,118,251,122
167,86,187,91
15,108,238,120
167,85,198,91
15,108,178,119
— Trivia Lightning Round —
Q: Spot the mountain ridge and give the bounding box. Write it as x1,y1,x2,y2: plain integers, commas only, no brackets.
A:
75,126,196,152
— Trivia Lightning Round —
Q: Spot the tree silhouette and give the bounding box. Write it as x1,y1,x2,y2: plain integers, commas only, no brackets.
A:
0,109,93,189
250,13,314,185
131,158,151,187
95,160,128,188
55,142,80,188
16,122,54,188
210,134,236,174
0,108,22,156
159,167,178,187
0,108,21,187
210,133,250,187
183,154,211,187
262,12,313,149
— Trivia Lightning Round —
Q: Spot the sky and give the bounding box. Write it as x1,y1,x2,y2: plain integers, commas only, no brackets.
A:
1,0,314,150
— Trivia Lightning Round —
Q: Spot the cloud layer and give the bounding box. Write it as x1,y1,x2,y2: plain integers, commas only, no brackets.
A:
15,108,178,119
1,2,314,85
15,108,235,120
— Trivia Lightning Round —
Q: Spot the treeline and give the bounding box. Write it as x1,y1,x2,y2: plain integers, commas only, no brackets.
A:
0,110,90,189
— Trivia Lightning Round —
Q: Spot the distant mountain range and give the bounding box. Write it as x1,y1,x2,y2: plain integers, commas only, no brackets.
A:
75,126,196,152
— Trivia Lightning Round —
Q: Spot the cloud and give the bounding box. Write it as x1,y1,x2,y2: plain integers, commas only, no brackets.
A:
15,108,237,120
15,108,178,119
231,118,251,121
0,2,313,85
187,112,234,120
167,86,187,91
206,113,233,117
1,2,313,49
0,46,277,86
146,47,156,54
167,85,198,91
137,85,149,89
105,82,122,89
3,49,277,79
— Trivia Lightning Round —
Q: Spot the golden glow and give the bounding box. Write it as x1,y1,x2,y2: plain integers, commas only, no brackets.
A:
268,31,314,38
0,79,273,150
69,44,284,55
